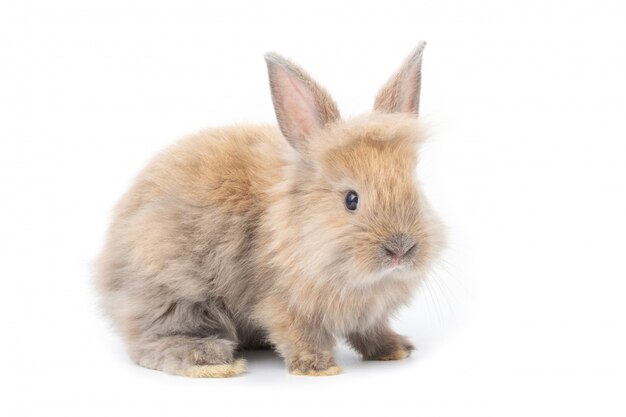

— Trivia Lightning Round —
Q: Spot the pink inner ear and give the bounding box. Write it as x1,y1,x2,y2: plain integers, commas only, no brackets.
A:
271,66,320,141
400,64,419,113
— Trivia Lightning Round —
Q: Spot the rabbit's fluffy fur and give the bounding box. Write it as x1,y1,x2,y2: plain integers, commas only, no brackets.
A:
97,42,444,377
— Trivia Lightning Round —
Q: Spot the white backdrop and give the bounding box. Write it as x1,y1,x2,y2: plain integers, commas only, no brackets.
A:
1,1,625,416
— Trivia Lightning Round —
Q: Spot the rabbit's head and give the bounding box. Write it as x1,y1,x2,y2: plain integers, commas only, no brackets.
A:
265,42,443,286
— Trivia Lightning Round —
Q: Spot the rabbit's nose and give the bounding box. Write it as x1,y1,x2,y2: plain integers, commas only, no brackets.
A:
383,233,418,259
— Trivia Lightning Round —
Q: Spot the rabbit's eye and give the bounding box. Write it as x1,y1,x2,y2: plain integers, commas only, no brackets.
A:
345,190,359,211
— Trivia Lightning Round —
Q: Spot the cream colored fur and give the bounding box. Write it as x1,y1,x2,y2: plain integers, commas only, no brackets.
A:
97,42,444,377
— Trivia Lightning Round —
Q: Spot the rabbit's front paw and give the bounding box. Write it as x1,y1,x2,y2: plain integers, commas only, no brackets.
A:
288,350,342,376
349,330,415,361
371,346,413,361
366,339,414,361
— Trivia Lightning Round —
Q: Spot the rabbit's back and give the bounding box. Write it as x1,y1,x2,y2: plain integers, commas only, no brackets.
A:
97,125,286,341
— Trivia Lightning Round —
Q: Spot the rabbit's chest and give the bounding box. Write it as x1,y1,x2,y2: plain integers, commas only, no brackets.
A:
322,280,414,335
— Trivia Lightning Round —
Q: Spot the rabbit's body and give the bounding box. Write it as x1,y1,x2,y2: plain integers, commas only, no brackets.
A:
98,43,444,377
98,126,285,355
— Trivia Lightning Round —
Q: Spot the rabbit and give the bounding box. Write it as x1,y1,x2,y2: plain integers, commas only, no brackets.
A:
96,41,444,378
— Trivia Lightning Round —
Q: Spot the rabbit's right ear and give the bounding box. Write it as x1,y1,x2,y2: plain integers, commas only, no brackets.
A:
265,53,340,154
374,41,426,116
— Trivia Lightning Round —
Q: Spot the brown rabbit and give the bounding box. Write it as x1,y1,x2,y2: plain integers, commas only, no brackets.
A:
97,41,444,377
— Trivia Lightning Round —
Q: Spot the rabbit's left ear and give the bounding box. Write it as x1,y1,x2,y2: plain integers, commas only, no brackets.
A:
374,41,426,115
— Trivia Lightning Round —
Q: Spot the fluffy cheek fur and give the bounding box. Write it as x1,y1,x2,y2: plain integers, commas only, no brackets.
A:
313,190,444,289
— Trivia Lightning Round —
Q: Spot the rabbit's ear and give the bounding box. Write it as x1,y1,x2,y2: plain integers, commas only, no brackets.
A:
265,53,340,153
374,41,426,115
